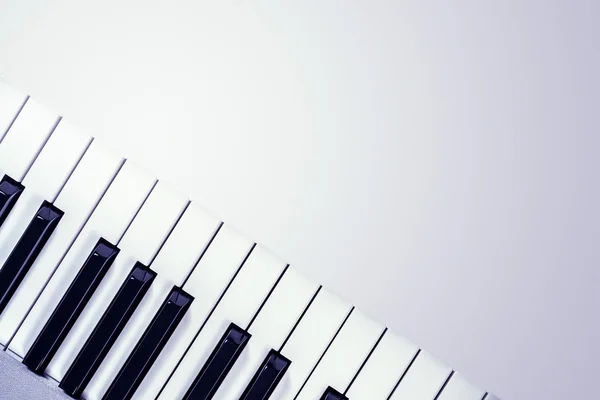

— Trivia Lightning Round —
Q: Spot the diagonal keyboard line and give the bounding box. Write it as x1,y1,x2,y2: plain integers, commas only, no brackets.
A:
180,221,224,288
246,264,290,331
278,285,322,352
155,242,257,399
344,327,388,395
386,348,421,400
292,306,355,400
434,370,454,400
116,176,158,246
19,116,62,182
148,199,191,266
2,157,126,351
51,136,95,203
0,95,29,144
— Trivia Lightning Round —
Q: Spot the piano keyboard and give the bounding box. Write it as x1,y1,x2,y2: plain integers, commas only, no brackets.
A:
0,78,500,400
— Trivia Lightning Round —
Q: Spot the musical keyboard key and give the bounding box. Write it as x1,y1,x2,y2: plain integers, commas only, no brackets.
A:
0,201,63,314
0,120,92,257
0,141,122,346
103,287,193,400
0,175,24,227
388,351,452,400
345,332,418,399
0,98,59,180
320,386,348,400
0,121,91,325
269,290,352,399
85,224,252,400
60,262,156,398
44,181,187,380
435,373,486,400
81,203,221,400
8,160,152,359
239,349,291,400
22,239,120,374
0,120,91,267
214,268,319,400
0,119,91,245
295,310,384,400
0,80,27,141
153,245,285,400
182,323,251,400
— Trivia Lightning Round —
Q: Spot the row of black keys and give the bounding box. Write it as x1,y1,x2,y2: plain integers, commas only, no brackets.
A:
0,174,347,400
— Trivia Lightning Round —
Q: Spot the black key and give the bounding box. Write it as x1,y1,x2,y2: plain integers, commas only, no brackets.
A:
182,323,251,400
60,262,156,397
239,349,291,400
22,238,119,375
0,200,63,315
0,174,24,227
103,286,193,400
320,386,348,400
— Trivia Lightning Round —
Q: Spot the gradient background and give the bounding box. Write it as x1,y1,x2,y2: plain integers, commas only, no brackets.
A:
1,1,598,399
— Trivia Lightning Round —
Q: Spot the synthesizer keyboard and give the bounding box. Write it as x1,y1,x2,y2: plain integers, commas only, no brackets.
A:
0,79,500,400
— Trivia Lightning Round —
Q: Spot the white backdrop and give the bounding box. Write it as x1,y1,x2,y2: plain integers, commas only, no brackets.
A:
1,1,599,399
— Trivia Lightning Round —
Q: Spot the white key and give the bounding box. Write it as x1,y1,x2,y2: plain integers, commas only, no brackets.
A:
388,351,452,400
8,160,153,358
156,245,286,400
270,289,353,400
214,268,319,400
84,224,253,400
0,123,94,345
436,373,486,400
0,119,91,265
0,80,27,142
0,136,122,343
295,310,384,400
346,331,418,400
82,203,221,400
45,180,188,380
0,98,59,180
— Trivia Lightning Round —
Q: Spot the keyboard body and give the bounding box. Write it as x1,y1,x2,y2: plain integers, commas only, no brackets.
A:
0,80,500,400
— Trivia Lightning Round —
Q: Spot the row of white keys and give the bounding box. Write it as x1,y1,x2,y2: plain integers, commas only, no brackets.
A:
0,97,59,181
271,289,353,399
83,203,221,400
0,129,120,346
83,221,254,400
45,179,188,380
294,310,384,400
436,372,486,400
213,268,320,400
0,83,497,400
0,119,91,269
156,245,287,400
345,331,418,399
8,160,153,359
0,80,27,142
388,351,452,400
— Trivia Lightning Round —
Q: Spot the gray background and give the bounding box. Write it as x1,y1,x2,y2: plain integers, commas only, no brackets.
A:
1,1,598,399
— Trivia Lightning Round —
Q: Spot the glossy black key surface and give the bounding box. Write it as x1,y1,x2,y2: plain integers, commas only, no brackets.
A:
320,386,348,400
0,200,63,315
60,262,156,398
102,287,194,400
182,323,251,400
239,349,291,400
0,174,24,227
22,238,120,375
